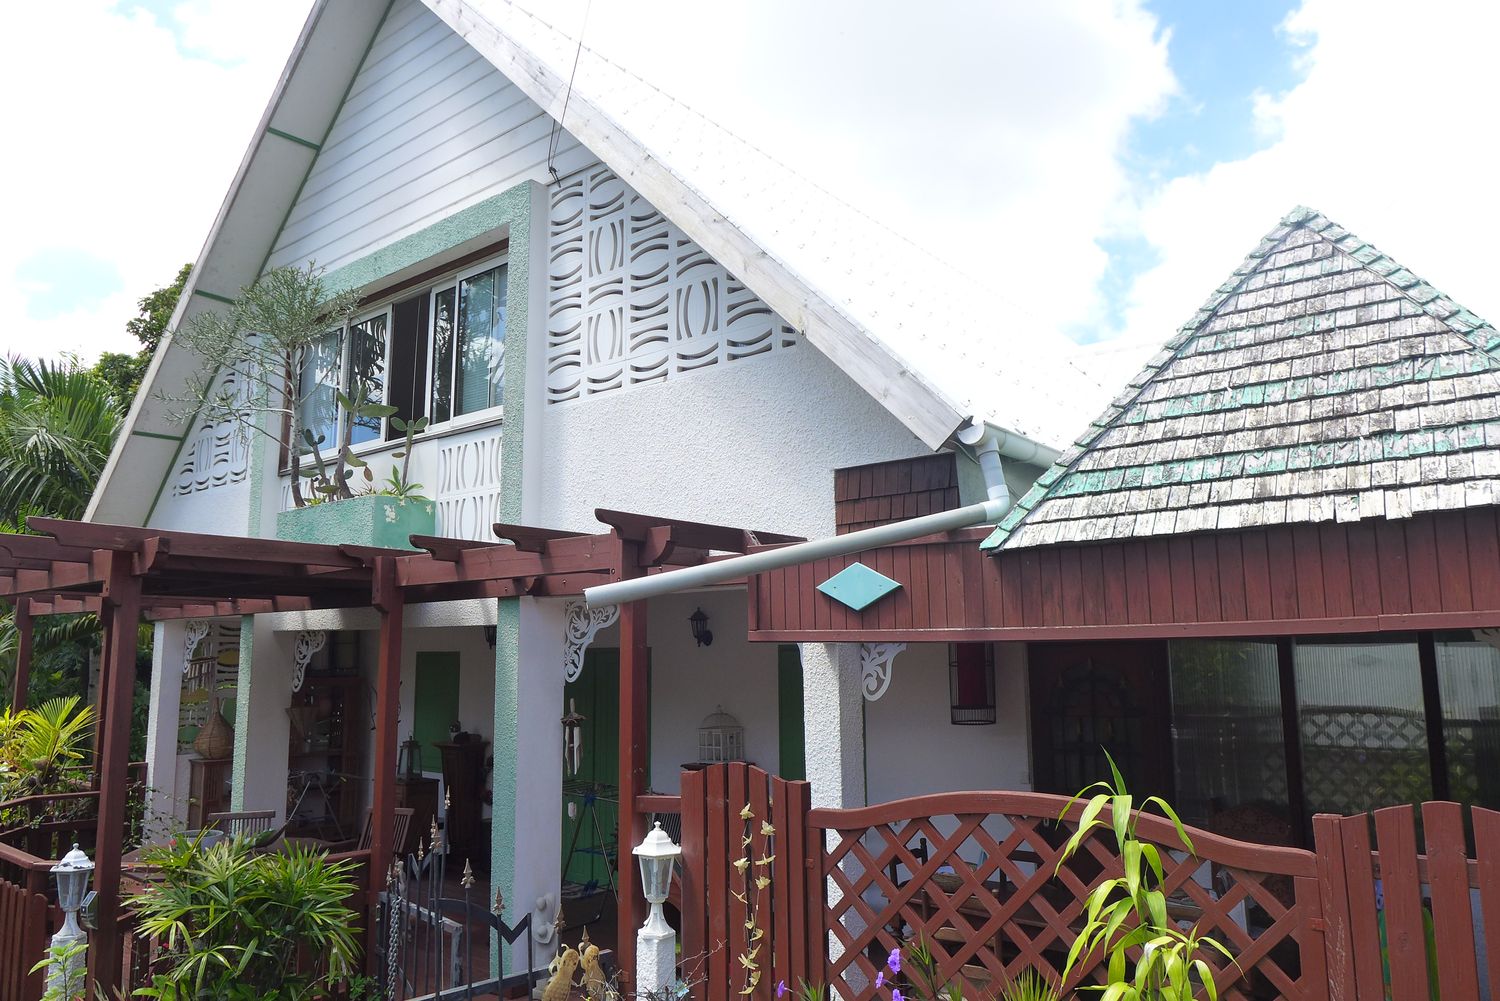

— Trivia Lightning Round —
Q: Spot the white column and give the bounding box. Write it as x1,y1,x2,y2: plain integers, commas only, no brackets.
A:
143,621,186,839
799,642,865,810
799,641,866,996
637,922,676,996
231,616,294,818
491,596,566,974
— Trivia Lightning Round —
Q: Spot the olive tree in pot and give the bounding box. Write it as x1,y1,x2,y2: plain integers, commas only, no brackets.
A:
162,264,363,509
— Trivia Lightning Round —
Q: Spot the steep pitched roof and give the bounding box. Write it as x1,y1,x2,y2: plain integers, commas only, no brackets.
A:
92,0,1097,526
983,207,1500,551
428,0,1096,449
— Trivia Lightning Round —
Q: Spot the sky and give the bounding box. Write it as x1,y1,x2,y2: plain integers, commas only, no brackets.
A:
1,0,1497,396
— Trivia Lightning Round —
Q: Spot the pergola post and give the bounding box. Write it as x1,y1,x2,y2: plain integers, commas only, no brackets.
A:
11,596,32,710
368,557,404,943
90,550,141,992
617,597,649,981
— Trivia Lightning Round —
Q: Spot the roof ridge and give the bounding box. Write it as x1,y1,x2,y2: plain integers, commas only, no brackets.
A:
980,205,1500,551
500,0,1040,329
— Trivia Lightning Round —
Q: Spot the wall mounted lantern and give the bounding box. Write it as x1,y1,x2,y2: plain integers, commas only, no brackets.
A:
689,607,713,647
949,643,997,725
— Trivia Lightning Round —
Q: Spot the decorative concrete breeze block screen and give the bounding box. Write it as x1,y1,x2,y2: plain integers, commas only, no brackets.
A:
546,163,797,403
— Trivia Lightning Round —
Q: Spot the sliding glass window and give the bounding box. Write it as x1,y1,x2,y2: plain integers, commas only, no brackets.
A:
430,262,506,423
1169,640,1289,831
1435,632,1500,810
346,313,388,446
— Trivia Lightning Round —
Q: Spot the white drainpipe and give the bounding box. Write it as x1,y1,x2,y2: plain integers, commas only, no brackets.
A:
583,421,1055,609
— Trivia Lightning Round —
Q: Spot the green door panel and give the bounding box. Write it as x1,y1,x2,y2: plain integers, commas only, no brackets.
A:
413,651,460,770
778,645,806,781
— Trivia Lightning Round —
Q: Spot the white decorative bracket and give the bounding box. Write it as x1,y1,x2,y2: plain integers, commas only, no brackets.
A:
860,642,907,702
182,620,212,674
291,630,328,693
564,602,619,683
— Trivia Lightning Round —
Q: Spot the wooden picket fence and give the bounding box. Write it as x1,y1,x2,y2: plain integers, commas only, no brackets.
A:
0,875,50,1001
675,763,1500,1001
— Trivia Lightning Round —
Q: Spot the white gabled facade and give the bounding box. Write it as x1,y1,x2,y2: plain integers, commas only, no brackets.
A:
106,0,1066,969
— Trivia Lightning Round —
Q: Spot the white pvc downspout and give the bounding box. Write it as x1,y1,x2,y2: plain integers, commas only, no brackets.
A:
583,421,1050,609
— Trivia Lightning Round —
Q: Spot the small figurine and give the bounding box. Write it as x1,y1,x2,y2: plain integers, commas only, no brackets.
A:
543,946,580,1001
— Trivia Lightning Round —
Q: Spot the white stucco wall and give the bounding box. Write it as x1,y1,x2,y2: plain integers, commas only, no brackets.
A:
536,344,929,539
643,589,784,794
863,642,1032,803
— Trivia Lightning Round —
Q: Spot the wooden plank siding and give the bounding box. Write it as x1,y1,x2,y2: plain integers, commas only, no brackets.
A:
265,0,593,274
748,508,1500,640
834,453,961,535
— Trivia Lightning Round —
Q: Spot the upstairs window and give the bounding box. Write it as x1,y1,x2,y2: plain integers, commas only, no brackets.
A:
431,263,507,423
287,254,507,464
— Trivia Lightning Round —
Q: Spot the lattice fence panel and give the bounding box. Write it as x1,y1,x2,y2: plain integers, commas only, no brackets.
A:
811,794,1326,1001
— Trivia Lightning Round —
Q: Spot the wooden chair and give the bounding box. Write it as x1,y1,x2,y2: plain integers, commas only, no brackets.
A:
328,807,415,854
207,810,276,838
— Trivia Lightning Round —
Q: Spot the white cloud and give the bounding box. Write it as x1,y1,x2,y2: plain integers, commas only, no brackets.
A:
1112,0,1500,388
523,0,1176,344
0,0,308,362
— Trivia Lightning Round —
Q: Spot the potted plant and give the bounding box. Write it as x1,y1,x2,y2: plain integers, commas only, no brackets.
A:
127,834,360,1000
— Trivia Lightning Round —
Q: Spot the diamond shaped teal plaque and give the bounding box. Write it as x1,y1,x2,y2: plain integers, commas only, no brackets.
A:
817,561,902,611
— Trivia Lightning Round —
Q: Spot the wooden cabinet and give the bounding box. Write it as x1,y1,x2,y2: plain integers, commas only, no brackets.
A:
286,675,363,839
187,757,232,830
435,739,488,867
394,777,439,855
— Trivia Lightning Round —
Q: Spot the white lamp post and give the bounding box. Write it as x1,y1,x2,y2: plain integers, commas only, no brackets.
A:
49,843,94,994
632,822,681,994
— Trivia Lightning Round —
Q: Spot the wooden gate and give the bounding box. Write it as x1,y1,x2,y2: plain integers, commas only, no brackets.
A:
0,876,50,1001
1314,802,1500,1001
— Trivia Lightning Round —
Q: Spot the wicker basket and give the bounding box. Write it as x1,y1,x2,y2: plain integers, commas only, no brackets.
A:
193,700,235,759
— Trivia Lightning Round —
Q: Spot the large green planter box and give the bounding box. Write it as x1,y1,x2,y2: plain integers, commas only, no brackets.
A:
276,494,436,550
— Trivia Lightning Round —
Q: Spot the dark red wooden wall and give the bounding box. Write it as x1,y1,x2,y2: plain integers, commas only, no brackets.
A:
834,453,960,535
748,508,1500,641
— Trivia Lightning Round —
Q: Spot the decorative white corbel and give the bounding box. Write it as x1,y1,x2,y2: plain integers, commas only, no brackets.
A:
291,630,328,693
564,602,619,682
182,620,212,673
860,642,907,702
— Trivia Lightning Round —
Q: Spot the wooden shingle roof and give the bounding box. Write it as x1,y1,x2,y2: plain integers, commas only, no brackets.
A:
983,207,1500,551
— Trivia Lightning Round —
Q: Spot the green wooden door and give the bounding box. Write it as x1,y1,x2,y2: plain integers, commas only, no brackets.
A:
778,645,806,781
413,652,460,773
561,649,619,892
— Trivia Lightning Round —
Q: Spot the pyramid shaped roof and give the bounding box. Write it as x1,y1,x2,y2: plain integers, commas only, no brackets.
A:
984,207,1500,550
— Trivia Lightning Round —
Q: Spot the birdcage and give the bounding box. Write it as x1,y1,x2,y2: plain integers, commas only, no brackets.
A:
697,706,745,763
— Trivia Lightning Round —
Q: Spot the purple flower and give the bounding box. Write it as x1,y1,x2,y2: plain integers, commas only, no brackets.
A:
892,990,904,1001
887,948,902,975
776,982,788,999
875,972,885,989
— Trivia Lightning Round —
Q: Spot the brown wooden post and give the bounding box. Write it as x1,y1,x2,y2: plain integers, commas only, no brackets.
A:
89,550,141,992
368,557,403,948
11,596,33,710
617,597,649,983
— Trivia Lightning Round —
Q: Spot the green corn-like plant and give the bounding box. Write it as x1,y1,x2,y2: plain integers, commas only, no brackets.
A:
1057,753,1235,1001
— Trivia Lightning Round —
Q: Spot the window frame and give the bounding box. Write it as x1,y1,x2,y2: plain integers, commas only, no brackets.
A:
425,253,510,432
279,250,509,473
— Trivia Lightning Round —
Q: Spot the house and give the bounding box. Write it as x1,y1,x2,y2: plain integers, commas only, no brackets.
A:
665,205,1500,851
66,0,1096,981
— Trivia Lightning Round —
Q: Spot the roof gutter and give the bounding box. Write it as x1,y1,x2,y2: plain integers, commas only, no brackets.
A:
583,421,1036,609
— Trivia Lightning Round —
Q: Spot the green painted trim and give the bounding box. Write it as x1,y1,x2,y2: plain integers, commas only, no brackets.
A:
191,289,237,305
230,614,254,811
130,429,184,442
266,126,321,152
490,598,521,935
322,183,533,299
497,183,534,525
255,0,394,281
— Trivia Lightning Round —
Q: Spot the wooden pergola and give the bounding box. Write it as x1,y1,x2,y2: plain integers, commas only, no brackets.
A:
0,511,799,987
